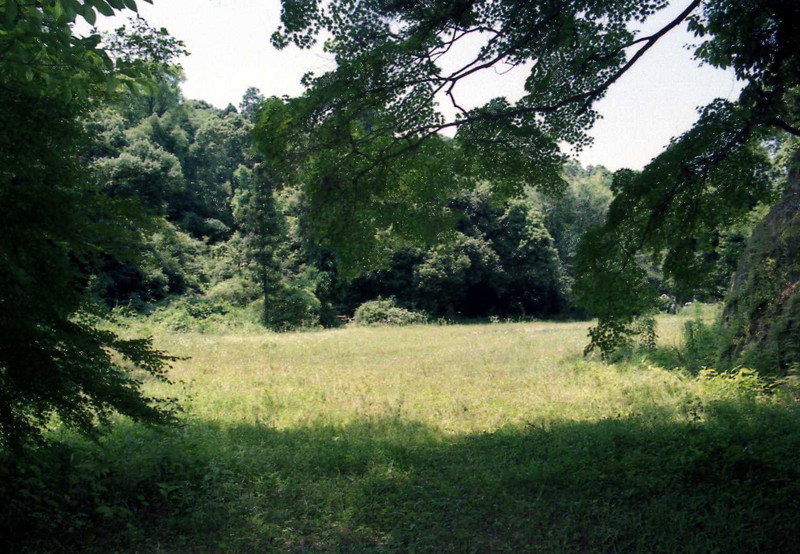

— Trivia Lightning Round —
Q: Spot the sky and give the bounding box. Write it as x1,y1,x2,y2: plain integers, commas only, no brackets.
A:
95,0,741,171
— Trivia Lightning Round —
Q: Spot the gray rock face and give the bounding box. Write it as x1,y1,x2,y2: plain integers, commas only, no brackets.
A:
722,150,800,375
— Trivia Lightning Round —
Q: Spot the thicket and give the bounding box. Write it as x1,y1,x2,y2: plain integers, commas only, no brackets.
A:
82,81,613,326
83,86,748,329
352,298,429,326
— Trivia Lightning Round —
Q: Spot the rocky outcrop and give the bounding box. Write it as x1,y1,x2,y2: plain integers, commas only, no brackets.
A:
722,150,800,375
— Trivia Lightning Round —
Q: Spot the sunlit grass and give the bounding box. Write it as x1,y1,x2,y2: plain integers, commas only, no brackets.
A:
144,311,705,434
8,305,798,553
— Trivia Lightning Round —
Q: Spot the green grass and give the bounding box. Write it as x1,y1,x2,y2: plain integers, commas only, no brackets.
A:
4,310,800,552
144,315,697,431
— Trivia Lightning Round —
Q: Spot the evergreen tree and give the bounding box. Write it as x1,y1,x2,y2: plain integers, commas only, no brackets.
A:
232,164,284,325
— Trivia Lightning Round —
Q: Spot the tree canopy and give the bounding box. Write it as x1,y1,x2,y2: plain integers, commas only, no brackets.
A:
263,0,800,359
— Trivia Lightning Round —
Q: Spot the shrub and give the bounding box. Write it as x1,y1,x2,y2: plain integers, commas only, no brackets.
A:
206,277,260,307
139,297,265,334
682,319,724,371
260,282,321,331
697,367,770,402
353,298,428,326
149,297,231,332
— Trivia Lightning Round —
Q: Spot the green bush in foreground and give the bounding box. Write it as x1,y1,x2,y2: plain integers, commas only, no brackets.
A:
353,298,428,326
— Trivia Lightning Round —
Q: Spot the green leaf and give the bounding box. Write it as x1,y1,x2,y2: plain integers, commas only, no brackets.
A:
107,0,125,9
4,0,18,27
83,5,96,25
90,0,114,17
64,0,83,18
122,0,138,10
24,69,33,82
58,0,76,21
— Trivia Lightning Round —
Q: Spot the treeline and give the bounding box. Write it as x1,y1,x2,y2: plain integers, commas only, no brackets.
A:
85,74,750,329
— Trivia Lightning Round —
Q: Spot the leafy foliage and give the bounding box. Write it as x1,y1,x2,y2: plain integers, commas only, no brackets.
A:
571,0,800,358
232,164,285,325
574,101,780,349
341,187,567,318
263,281,323,330
0,0,184,450
353,298,429,326
718,152,800,375
254,97,468,273
263,1,744,277
265,0,800,361
538,163,613,276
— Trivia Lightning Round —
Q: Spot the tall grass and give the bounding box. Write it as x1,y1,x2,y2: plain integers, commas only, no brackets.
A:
3,309,799,552
143,315,701,431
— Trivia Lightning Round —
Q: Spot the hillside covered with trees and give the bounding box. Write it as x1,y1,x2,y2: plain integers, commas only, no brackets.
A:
79,73,596,323
85,76,759,330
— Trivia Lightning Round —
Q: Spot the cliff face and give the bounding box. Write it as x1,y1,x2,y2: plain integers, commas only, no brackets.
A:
722,150,800,375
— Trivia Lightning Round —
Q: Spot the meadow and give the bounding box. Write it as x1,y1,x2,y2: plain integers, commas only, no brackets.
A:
4,310,800,552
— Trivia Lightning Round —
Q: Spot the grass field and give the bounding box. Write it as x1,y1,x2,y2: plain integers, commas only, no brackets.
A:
5,311,800,552
146,314,698,433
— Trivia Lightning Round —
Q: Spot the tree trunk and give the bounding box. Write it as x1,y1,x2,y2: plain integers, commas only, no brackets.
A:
721,150,800,375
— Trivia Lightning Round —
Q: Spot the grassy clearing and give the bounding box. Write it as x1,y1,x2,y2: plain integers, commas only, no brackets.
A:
4,309,800,552
147,314,695,432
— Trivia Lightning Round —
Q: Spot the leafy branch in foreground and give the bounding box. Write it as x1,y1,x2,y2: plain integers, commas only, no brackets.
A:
573,0,800,357
261,0,695,271
0,0,185,451
573,99,782,357
267,0,799,366
259,0,715,263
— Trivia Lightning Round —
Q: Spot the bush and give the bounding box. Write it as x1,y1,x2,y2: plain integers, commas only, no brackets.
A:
260,282,321,331
697,367,770,402
138,297,266,334
149,297,232,332
353,298,428,326
206,276,260,307
682,319,724,371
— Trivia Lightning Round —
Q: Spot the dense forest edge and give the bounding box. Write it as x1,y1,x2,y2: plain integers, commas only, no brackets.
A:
78,79,759,330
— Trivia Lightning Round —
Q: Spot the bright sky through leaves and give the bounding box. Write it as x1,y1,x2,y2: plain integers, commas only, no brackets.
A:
99,0,740,170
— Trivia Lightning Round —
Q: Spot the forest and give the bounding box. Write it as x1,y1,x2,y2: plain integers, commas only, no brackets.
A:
80,79,617,327
1,0,799,552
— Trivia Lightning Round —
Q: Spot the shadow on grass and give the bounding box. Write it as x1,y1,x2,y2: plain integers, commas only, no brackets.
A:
3,400,800,553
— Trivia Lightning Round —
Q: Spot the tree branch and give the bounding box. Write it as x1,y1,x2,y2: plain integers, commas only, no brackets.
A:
763,117,800,137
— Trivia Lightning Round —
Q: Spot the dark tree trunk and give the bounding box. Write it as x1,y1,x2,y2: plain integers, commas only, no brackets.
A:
721,150,800,375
